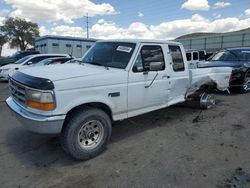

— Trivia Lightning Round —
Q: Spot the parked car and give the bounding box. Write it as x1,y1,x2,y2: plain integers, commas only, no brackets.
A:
34,57,73,66
198,48,250,93
0,50,40,67
0,54,69,80
6,39,232,160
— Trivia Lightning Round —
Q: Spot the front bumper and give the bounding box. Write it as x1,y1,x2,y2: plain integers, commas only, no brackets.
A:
0,72,8,80
6,97,66,134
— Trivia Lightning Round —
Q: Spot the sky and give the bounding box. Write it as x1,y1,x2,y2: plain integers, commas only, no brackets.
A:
0,0,250,55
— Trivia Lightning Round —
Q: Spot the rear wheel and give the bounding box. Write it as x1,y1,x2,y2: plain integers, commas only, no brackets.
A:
241,70,250,93
61,107,112,160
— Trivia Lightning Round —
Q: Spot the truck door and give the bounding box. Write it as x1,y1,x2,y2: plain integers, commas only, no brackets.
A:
167,45,189,105
127,44,170,117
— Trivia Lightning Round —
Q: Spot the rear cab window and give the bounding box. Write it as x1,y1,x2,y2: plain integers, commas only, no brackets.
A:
193,52,198,61
169,45,185,72
186,52,191,61
199,51,206,61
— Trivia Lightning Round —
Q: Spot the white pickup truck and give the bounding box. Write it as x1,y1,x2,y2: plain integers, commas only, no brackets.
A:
6,40,232,160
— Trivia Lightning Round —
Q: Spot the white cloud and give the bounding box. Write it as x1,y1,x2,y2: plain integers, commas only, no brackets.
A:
214,1,231,9
138,12,144,18
0,16,5,26
245,9,250,17
2,12,250,41
39,25,86,37
4,0,117,24
3,14,250,55
181,0,210,11
51,25,86,37
94,16,250,40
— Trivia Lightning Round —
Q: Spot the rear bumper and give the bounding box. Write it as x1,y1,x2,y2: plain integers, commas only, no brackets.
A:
6,97,65,134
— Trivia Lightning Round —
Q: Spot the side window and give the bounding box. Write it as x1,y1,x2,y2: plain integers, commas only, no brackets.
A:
193,52,198,61
133,45,165,72
186,52,191,61
169,45,185,72
28,56,49,65
199,51,205,61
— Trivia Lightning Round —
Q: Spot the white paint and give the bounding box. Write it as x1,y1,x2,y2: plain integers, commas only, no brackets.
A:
9,40,232,122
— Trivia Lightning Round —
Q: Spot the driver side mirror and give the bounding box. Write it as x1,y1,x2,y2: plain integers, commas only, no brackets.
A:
149,62,163,71
27,61,33,65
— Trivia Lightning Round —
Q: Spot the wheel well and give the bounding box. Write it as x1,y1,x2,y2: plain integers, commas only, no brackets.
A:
244,68,250,78
64,102,113,123
198,82,217,93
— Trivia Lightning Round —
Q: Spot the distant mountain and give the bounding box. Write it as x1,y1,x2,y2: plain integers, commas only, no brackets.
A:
176,27,250,40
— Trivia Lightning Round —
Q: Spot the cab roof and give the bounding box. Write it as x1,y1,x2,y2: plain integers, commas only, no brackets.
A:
98,39,182,45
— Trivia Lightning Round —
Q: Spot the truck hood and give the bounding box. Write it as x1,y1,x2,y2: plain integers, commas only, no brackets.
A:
18,63,119,82
198,61,249,68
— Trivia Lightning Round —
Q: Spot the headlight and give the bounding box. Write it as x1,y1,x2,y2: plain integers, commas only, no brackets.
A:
26,89,55,110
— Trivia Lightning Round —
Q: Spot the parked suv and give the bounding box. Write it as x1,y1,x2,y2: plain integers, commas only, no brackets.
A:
0,50,40,67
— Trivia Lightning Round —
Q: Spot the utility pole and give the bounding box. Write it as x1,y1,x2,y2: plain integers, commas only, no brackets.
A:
85,13,89,39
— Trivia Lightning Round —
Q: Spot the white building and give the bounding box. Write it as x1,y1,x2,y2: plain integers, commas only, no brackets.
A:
35,35,97,58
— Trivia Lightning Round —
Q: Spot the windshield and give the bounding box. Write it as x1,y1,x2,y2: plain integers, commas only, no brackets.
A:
82,42,136,69
211,50,250,61
14,56,31,64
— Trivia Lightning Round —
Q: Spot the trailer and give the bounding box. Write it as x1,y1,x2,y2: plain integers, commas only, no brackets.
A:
35,35,97,58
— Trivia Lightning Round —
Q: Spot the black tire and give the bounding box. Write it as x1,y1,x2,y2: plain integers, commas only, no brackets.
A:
61,107,112,160
241,70,250,93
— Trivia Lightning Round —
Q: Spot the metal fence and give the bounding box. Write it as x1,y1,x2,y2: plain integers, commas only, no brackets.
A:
175,30,250,52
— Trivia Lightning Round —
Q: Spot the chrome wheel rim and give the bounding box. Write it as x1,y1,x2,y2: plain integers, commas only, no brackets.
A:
78,120,104,150
200,93,215,109
207,95,215,109
243,70,250,91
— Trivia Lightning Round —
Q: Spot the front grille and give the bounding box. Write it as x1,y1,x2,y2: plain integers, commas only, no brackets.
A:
9,79,27,107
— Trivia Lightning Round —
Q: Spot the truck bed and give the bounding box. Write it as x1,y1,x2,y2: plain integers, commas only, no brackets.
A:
187,67,232,96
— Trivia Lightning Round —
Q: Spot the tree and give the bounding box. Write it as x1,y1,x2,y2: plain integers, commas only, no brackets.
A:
0,17,39,51
0,34,6,56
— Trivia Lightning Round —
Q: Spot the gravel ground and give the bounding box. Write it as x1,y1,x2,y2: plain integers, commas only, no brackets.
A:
0,80,250,188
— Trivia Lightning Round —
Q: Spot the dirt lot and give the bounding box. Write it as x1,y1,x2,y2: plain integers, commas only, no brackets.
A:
0,80,250,188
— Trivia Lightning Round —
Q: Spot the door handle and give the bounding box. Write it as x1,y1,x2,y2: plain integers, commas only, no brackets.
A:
162,75,170,79
145,72,158,88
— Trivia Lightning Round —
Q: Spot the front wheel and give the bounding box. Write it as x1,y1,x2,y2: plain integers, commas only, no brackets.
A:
241,70,250,93
61,107,112,160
